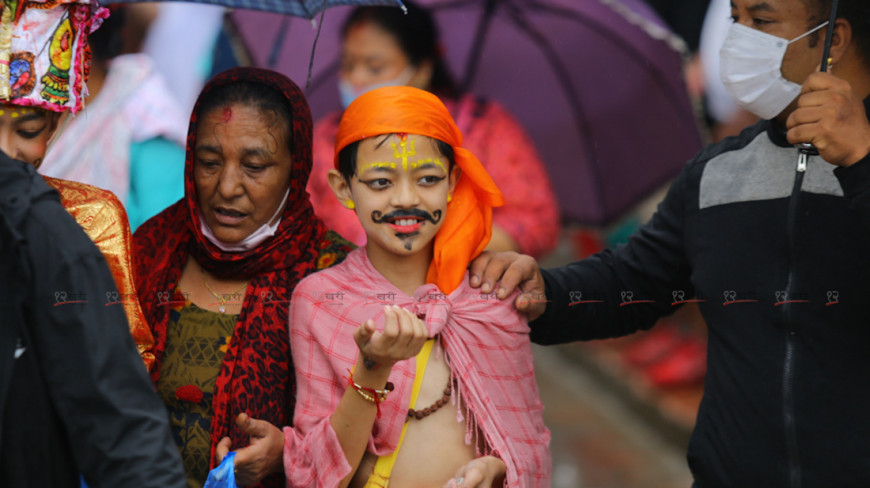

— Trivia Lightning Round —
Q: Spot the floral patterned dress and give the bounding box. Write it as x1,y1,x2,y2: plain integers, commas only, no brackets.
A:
155,231,352,487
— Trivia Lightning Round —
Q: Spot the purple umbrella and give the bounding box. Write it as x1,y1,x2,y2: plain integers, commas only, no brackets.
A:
232,0,703,226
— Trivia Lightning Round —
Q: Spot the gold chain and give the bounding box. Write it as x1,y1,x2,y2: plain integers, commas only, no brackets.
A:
200,268,248,313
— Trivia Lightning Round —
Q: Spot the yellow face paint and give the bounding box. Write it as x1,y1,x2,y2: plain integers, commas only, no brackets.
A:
358,136,446,176
393,137,415,172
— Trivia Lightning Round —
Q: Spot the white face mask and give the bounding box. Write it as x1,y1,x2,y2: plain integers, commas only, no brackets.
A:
200,187,290,252
720,21,828,120
339,66,416,109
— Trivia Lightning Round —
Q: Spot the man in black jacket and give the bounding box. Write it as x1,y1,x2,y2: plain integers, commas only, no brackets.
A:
0,156,185,487
470,0,870,486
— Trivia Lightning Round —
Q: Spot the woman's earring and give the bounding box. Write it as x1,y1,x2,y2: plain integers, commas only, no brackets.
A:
345,199,355,210
447,194,452,203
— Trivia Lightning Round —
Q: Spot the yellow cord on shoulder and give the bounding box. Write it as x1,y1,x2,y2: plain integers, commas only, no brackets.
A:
364,339,435,488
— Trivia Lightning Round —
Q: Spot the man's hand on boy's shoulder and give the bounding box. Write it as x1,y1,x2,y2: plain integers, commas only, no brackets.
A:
468,251,546,321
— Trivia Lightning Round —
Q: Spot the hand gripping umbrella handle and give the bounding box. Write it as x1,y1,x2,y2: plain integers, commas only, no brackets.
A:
796,0,840,157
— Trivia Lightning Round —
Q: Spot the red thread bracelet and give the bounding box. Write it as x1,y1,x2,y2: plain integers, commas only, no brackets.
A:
346,369,394,418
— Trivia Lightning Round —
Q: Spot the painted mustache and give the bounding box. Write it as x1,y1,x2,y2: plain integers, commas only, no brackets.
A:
371,208,443,225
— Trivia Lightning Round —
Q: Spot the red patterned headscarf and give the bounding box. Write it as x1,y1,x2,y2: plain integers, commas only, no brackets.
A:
133,67,332,487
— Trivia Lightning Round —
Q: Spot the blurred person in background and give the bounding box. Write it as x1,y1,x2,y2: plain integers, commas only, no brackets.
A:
697,0,759,141
40,6,187,231
643,0,711,54
308,1,560,258
143,3,227,117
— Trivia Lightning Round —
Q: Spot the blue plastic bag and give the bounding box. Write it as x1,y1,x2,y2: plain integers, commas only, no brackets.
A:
203,452,240,488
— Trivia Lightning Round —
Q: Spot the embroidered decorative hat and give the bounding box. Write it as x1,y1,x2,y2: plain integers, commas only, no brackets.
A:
0,0,107,114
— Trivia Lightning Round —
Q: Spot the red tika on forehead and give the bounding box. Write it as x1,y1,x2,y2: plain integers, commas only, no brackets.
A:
222,106,233,123
397,132,407,141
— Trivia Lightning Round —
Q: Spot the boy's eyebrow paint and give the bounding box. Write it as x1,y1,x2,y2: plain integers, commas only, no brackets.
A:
411,159,446,170
359,161,398,174
358,157,446,175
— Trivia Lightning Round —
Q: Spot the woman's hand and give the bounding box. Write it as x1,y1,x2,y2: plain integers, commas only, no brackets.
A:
443,456,507,488
353,305,429,372
215,413,285,486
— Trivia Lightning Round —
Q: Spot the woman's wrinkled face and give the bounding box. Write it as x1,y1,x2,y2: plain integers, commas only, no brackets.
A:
194,102,293,244
0,105,61,167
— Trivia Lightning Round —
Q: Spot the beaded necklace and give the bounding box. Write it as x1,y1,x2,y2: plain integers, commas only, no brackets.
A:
407,377,453,421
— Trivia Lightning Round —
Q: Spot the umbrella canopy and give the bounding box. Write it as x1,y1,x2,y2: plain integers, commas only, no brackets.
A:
232,0,704,225
101,0,403,17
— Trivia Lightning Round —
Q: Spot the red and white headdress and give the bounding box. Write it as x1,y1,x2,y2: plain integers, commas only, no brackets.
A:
0,0,108,113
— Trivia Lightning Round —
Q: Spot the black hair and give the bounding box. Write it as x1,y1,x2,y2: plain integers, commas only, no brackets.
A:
337,135,455,183
89,7,127,62
342,1,458,99
195,81,295,154
804,0,870,66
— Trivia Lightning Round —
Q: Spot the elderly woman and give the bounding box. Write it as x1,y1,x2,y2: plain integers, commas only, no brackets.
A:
133,67,353,488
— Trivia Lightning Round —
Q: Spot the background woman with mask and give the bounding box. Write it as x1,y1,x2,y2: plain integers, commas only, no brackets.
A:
133,67,353,488
307,1,560,258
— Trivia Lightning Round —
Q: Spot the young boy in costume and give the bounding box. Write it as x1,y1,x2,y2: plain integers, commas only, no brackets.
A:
285,86,551,488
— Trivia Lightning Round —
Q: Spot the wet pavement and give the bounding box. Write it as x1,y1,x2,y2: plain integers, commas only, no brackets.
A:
533,344,694,488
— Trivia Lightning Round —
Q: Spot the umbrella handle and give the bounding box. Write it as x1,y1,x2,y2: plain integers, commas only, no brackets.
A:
794,0,839,157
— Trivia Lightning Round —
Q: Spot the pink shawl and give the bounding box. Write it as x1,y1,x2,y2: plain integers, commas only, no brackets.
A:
284,248,551,487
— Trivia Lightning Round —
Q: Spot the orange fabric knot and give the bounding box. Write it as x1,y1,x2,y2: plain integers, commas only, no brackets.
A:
176,384,204,403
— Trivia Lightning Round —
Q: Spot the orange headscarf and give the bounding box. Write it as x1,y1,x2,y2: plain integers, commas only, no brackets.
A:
335,86,504,294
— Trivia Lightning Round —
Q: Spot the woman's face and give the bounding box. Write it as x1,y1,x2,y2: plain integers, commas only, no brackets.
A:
0,105,61,167
340,21,432,92
194,102,293,244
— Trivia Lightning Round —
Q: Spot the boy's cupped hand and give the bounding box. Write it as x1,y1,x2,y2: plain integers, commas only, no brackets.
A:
354,305,429,369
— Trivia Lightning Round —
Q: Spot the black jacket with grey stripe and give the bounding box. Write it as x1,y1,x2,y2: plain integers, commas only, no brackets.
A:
532,105,870,487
